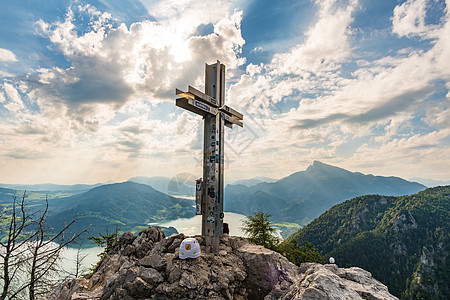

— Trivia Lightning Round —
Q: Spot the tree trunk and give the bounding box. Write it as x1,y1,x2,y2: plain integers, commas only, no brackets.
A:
28,242,40,300
1,255,10,300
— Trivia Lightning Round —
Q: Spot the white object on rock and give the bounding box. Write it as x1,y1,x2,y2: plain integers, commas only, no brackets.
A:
329,257,335,264
179,238,201,259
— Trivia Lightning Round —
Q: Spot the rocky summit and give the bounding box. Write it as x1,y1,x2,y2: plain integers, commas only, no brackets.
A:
47,226,398,300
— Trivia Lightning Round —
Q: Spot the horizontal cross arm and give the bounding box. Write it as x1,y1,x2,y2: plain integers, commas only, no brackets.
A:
176,98,218,117
189,86,218,106
220,105,243,120
223,113,243,127
176,86,218,107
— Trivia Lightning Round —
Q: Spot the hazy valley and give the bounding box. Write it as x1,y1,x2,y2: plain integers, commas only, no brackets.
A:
1,162,428,238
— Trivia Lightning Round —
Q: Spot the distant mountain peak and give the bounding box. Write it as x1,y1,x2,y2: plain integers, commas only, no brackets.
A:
309,161,335,169
225,161,426,225
306,161,348,174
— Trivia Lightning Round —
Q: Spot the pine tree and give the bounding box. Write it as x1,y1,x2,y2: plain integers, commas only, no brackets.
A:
241,211,279,249
87,228,118,276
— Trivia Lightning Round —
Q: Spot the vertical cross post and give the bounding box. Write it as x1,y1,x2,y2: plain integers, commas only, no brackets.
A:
176,61,243,254
202,62,225,253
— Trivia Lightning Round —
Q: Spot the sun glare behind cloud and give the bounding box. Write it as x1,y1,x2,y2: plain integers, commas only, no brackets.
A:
170,37,191,63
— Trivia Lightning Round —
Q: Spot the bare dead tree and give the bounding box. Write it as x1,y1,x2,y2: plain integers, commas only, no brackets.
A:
0,193,90,300
71,246,89,279
26,200,90,300
0,192,37,300
57,245,90,282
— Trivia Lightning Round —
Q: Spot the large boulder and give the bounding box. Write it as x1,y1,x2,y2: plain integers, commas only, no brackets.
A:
46,226,397,300
278,263,398,300
235,243,301,299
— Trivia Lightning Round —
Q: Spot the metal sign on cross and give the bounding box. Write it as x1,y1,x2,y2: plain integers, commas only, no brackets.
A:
175,61,243,254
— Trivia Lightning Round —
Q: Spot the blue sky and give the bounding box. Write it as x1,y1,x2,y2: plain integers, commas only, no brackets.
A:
0,0,449,185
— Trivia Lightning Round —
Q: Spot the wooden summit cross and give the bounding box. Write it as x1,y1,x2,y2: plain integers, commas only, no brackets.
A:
175,61,243,254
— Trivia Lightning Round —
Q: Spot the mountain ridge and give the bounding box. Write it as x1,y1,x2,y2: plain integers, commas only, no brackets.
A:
127,176,195,196
1,161,428,240
409,177,450,187
224,161,426,224
228,176,277,187
47,181,195,236
0,182,109,193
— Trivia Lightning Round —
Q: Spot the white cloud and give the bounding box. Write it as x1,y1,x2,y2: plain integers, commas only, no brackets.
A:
270,0,357,75
425,99,450,129
246,63,262,77
34,19,50,37
2,82,24,112
0,48,18,62
19,4,245,132
0,70,14,78
392,0,438,38
250,46,263,54
147,0,234,37
349,129,450,178
229,0,359,117
430,0,450,77
188,10,245,69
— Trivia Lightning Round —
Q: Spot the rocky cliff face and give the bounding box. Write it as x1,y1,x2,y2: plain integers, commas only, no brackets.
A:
47,227,397,300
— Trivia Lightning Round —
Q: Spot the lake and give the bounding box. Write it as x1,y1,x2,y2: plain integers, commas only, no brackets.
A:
151,212,283,239
59,245,104,275
0,244,103,293
151,212,249,237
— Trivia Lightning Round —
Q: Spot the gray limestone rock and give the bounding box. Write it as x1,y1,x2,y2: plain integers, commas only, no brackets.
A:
138,254,166,270
138,267,164,285
45,226,398,300
235,243,301,299
277,263,398,300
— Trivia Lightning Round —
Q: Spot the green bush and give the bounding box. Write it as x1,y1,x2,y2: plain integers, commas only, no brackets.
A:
276,239,322,265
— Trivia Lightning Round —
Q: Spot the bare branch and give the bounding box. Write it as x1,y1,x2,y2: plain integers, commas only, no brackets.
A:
1,192,90,299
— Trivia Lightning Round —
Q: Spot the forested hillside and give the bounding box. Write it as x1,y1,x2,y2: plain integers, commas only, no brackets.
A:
46,181,195,236
291,186,449,299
